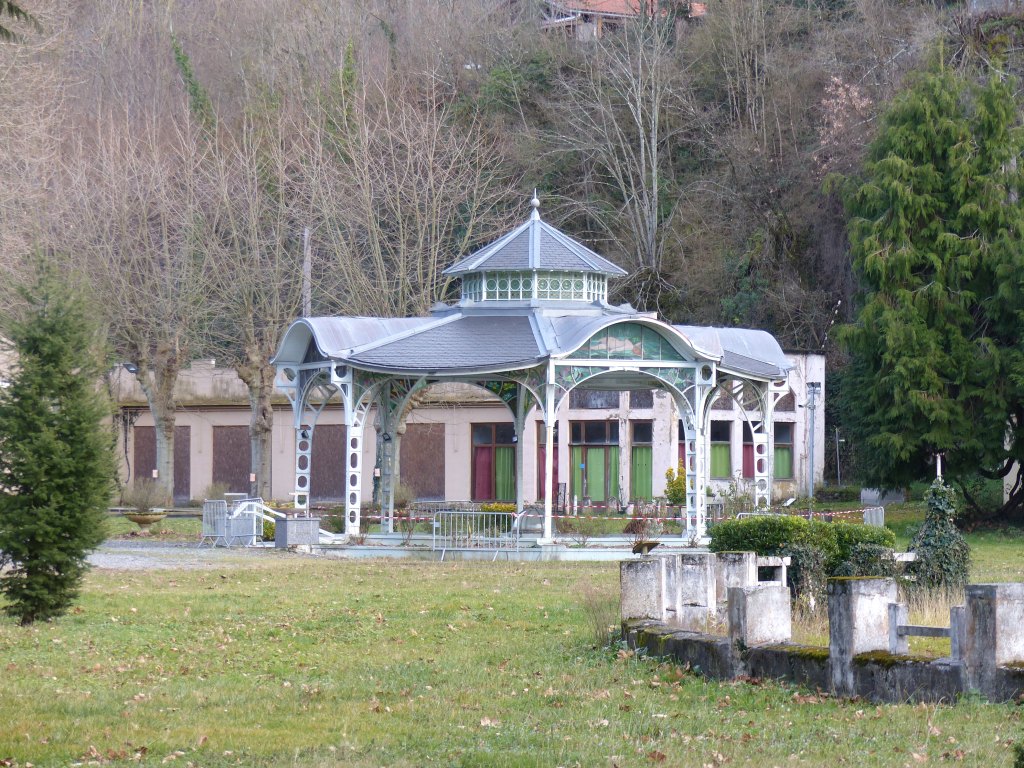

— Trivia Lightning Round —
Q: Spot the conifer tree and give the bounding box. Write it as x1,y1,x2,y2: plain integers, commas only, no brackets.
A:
839,65,1024,520
0,269,115,624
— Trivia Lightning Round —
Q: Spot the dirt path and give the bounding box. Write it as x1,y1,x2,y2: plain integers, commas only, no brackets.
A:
87,540,280,571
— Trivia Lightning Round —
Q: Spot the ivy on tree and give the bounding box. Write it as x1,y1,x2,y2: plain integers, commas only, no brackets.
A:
0,270,115,624
838,64,1024,520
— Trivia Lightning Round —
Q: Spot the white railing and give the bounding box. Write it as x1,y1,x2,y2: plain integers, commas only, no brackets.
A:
202,497,334,547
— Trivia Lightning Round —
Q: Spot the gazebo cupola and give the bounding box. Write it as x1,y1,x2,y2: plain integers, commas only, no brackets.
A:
444,197,627,305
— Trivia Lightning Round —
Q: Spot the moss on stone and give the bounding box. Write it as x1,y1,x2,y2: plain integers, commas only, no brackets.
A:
854,651,933,668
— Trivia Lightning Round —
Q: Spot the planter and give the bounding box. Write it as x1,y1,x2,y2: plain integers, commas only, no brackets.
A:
124,512,167,531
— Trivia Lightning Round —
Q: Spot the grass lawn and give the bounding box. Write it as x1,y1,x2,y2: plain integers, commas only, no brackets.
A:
105,514,203,542
1,539,1023,768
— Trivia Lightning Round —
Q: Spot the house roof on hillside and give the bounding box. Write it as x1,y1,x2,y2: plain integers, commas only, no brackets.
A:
547,0,656,17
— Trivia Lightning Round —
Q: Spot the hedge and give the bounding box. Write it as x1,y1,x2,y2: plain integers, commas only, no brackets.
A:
708,515,898,601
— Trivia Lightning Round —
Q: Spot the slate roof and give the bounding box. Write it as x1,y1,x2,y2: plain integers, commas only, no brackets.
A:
348,315,543,373
443,210,626,277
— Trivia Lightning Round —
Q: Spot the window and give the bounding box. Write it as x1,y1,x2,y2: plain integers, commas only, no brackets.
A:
569,420,619,504
774,423,794,479
629,389,654,409
471,423,516,502
742,422,754,479
710,421,731,478
569,389,620,409
630,421,653,501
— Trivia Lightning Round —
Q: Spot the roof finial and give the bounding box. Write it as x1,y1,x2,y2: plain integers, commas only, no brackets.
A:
530,189,541,220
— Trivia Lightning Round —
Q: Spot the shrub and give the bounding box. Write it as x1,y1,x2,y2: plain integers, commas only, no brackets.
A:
262,519,276,541
908,479,970,593
814,485,862,502
200,482,230,502
710,515,898,603
0,271,115,624
664,466,687,506
830,522,895,571
121,479,172,514
708,515,809,555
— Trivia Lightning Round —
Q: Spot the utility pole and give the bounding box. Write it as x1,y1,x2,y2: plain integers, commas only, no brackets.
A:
806,382,821,502
835,426,842,487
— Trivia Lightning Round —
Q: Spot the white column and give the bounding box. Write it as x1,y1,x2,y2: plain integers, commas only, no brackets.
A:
541,370,556,543
345,421,365,537
293,424,313,512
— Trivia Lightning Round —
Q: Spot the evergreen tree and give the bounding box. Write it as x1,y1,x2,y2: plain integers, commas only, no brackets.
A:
838,64,1024,520
0,269,114,624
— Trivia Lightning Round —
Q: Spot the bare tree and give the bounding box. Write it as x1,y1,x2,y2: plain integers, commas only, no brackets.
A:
59,111,214,499
552,11,697,313
306,69,521,318
201,105,309,499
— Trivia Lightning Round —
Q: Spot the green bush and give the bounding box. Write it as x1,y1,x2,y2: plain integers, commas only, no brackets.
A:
707,515,809,555
908,479,971,593
710,515,899,604
831,521,895,569
262,519,275,541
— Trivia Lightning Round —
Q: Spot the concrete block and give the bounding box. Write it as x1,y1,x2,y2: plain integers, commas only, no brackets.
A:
274,516,321,547
715,551,757,602
863,507,886,527
675,552,717,631
728,583,792,648
757,555,789,586
965,583,1024,696
621,557,666,621
659,554,683,624
828,577,898,696
950,605,966,662
888,603,909,654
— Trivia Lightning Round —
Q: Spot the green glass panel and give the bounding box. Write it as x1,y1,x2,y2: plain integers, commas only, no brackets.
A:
585,446,606,502
642,327,661,360
774,446,793,479
710,444,731,478
631,446,653,501
609,445,619,501
495,446,516,501
571,446,584,502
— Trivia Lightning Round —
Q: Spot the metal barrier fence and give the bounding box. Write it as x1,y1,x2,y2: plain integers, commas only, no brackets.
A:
201,497,262,547
431,510,519,560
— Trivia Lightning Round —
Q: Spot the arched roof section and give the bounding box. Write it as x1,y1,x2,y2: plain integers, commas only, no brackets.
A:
674,325,791,380
544,315,719,363
272,317,434,366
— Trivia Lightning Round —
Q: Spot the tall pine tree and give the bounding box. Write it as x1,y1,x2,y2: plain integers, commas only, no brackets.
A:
839,64,1024,520
0,269,114,624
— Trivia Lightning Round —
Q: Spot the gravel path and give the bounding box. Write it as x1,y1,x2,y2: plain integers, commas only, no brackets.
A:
87,540,277,571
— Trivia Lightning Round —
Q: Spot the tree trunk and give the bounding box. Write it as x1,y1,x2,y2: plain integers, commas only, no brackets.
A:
135,350,180,502
237,350,275,501
247,366,275,501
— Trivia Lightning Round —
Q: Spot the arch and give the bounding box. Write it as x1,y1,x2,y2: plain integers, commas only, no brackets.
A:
561,316,719,364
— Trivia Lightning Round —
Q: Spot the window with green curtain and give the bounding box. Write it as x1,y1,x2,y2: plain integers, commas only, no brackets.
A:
585,446,606,502
571,445,584,502
631,446,653,501
608,445,619,501
709,421,732,478
494,446,516,501
774,423,794,479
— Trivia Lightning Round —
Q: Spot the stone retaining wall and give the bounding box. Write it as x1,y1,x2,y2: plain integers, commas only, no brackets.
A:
621,552,1024,702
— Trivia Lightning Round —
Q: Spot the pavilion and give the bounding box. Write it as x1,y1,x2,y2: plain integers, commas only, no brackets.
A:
272,199,793,542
